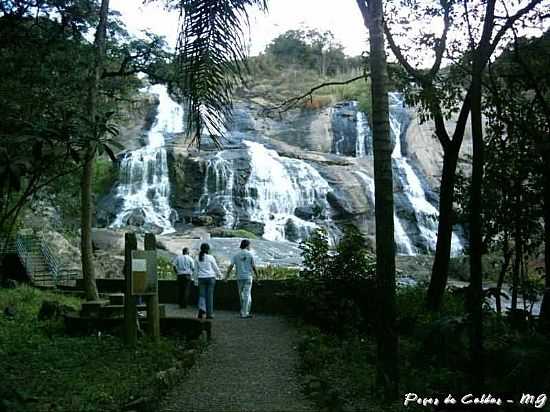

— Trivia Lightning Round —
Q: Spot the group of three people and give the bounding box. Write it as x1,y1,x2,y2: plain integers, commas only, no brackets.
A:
172,239,257,319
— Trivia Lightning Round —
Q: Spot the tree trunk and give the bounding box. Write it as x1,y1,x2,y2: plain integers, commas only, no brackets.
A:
495,233,511,316
539,149,550,328
511,182,522,312
81,0,109,301
426,144,460,310
468,66,485,389
81,147,99,301
357,0,399,400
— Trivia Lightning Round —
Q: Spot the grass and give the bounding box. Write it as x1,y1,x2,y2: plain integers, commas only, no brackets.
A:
209,228,259,240
0,286,197,412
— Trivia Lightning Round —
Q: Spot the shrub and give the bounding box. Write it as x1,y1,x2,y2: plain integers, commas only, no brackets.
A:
157,255,175,280
255,265,300,280
298,226,375,334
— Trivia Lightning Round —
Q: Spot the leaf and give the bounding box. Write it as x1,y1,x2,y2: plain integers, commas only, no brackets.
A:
103,144,117,162
108,139,124,150
174,0,267,148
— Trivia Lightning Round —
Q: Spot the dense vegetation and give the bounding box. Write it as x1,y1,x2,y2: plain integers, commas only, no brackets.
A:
1,0,549,407
0,286,198,412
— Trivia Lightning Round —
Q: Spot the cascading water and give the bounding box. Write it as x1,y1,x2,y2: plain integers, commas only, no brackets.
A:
354,170,415,255
243,141,330,242
388,92,463,255
111,84,183,234
345,93,463,255
198,152,236,228
355,102,368,157
197,141,332,242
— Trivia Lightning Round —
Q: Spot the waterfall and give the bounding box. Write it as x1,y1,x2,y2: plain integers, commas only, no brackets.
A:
198,152,236,228
198,141,332,242
388,92,463,255
355,103,368,157
353,170,415,255
243,141,330,242
111,84,182,234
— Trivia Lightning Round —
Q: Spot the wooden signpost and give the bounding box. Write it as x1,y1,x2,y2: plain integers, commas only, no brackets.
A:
124,232,160,346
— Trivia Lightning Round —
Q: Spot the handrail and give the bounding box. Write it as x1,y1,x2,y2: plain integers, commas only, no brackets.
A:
38,234,60,282
12,232,79,287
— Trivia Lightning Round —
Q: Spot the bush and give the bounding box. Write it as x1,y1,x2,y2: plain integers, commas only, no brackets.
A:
298,226,376,334
92,157,118,197
157,255,175,280
255,265,300,281
208,228,258,239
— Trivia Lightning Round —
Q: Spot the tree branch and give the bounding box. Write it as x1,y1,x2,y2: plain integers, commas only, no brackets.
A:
262,74,367,115
384,22,420,80
488,0,545,64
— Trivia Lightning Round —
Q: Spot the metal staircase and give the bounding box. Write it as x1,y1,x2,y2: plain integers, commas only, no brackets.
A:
4,232,79,287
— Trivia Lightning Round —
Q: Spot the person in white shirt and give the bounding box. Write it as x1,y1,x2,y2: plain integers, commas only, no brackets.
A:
193,243,222,319
172,247,195,308
227,239,258,318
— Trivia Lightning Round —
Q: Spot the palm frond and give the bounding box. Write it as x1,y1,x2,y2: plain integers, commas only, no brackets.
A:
175,0,267,149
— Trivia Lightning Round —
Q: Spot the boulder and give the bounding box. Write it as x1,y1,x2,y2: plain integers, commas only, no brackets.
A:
294,206,315,221
284,219,300,243
236,220,264,237
125,209,146,227
191,215,215,227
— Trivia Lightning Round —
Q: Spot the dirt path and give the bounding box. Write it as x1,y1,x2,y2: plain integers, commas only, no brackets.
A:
159,306,314,412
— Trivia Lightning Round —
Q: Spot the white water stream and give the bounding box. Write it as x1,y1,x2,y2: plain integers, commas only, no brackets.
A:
111,84,183,233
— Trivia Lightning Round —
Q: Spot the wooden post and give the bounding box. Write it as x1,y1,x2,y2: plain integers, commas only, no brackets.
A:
144,233,160,342
124,233,138,346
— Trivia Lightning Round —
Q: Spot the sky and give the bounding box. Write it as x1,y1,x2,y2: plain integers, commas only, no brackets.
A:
109,0,368,56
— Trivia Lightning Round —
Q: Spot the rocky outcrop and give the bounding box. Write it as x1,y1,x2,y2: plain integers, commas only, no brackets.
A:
113,92,159,153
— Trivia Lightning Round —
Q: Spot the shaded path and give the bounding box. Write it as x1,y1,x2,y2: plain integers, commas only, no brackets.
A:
160,306,314,412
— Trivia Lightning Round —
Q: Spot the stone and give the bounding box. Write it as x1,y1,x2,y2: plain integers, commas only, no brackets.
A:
236,220,264,237
294,206,315,221
125,209,146,227
285,219,300,243
191,215,215,226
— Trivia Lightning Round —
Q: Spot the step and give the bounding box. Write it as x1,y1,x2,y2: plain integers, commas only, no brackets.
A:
80,300,110,317
98,303,166,318
106,293,125,306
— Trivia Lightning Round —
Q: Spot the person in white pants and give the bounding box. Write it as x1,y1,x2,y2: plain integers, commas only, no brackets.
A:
227,239,258,318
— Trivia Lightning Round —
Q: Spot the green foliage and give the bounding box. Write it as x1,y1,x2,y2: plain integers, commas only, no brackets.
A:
0,286,192,412
92,157,118,197
157,255,176,280
174,0,267,146
0,1,170,239
298,226,375,334
297,285,550,411
208,228,258,239
255,265,300,281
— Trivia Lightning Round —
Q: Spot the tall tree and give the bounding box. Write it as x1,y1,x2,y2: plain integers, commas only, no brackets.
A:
356,0,399,400
384,0,547,312
80,0,110,301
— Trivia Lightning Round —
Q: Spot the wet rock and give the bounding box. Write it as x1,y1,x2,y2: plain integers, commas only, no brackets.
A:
191,215,215,226
285,219,300,243
236,220,264,237
125,209,146,227
96,193,124,227
294,206,315,221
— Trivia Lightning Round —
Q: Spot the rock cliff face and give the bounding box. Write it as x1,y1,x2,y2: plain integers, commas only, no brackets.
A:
99,83,471,256
167,93,471,254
